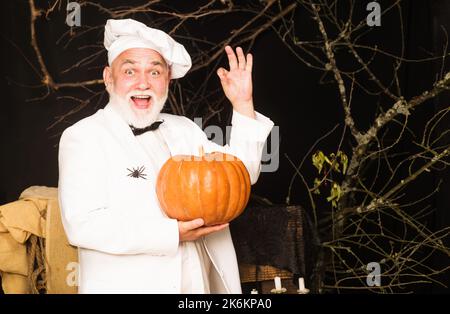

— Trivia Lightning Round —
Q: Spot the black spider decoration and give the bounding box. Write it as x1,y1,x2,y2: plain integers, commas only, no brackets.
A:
127,166,147,179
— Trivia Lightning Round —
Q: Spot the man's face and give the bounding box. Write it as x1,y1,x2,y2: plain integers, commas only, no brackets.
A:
103,48,170,127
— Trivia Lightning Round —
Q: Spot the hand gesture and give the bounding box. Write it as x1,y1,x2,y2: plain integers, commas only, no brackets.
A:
217,46,255,118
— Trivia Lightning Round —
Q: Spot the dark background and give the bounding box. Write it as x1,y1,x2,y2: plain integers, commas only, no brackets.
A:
1,0,449,292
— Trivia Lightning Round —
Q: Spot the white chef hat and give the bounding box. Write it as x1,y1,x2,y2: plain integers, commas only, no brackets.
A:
104,18,192,79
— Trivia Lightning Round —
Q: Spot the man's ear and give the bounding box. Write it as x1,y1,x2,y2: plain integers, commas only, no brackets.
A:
103,66,112,87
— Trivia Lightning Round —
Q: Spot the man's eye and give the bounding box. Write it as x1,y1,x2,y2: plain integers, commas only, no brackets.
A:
151,70,160,76
125,69,134,75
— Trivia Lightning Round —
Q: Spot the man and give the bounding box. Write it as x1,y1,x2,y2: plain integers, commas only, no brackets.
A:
58,18,274,293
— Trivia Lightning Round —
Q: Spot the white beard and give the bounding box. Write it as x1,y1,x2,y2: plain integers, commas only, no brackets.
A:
108,87,168,128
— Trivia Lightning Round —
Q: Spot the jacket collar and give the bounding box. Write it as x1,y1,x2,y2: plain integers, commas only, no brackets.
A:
101,102,186,161
102,103,150,164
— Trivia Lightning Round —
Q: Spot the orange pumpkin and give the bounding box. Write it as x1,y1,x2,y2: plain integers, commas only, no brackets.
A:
156,149,251,226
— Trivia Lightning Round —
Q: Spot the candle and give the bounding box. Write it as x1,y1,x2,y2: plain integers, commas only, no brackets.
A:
274,276,282,290
271,276,287,294
297,276,310,294
299,277,305,291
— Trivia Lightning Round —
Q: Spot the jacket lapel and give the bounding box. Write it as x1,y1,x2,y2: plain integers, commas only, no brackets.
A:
158,115,186,157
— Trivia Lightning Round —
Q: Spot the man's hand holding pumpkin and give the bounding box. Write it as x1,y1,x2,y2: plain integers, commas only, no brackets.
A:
178,218,229,242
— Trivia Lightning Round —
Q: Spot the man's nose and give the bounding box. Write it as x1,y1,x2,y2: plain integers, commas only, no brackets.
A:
137,73,150,90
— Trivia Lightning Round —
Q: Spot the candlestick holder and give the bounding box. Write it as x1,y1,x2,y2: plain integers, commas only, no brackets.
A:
270,287,287,294
297,288,310,294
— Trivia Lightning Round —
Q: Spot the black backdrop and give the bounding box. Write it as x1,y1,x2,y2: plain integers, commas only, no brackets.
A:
0,0,449,292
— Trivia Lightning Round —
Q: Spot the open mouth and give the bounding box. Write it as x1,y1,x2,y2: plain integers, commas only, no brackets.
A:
131,95,152,109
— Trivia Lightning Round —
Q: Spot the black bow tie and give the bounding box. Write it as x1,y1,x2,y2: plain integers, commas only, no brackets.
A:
129,120,164,136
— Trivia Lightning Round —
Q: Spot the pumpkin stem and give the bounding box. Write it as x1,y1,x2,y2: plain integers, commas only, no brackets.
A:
199,146,204,157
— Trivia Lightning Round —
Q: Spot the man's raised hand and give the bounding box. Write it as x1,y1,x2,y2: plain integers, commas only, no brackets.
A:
217,46,256,119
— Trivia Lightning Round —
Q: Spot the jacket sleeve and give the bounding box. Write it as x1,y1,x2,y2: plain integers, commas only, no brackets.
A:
191,110,274,184
58,124,179,256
